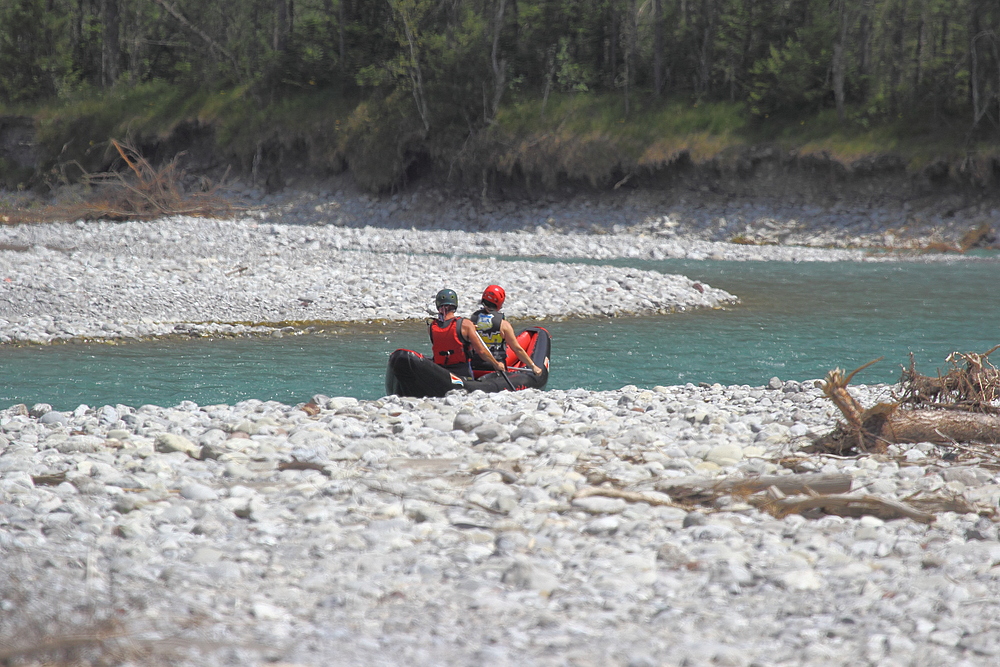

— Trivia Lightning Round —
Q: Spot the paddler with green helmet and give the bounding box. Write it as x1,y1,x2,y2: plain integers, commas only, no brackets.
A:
428,288,506,377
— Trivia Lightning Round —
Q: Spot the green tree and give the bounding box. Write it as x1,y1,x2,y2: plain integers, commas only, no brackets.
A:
746,0,836,116
0,0,70,103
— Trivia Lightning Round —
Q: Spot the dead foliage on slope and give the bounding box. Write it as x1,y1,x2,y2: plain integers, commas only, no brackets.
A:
1,140,238,224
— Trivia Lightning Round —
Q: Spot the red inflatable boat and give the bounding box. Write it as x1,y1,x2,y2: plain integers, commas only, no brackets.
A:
385,327,551,398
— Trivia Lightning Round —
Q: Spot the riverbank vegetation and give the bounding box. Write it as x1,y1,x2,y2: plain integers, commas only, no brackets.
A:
2,0,1000,195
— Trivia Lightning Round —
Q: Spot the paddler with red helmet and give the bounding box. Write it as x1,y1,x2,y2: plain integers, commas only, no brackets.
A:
470,285,543,376
429,288,506,377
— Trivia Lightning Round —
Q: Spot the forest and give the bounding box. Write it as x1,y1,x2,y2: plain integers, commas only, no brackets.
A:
2,0,1000,192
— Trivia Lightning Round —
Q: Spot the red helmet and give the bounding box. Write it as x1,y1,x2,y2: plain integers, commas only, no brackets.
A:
481,284,506,310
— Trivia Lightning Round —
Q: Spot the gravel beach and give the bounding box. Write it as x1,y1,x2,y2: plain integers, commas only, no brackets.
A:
2,183,999,666
3,383,1000,666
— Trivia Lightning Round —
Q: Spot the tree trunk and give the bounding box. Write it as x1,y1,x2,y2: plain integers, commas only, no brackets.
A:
393,2,430,134
488,0,508,122
971,30,982,127
609,6,617,89
889,0,908,114
274,0,288,53
737,0,756,102
541,43,556,116
102,0,121,87
857,2,871,101
339,0,346,66
832,0,848,124
873,408,1000,445
697,0,715,96
653,0,663,95
625,0,637,114
914,12,924,92
153,0,240,73
320,0,343,68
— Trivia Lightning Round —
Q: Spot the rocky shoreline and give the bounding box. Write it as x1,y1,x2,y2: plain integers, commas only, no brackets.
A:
3,380,999,666
2,183,1000,666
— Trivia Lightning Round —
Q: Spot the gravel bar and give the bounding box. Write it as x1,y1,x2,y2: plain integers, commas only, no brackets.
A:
3,381,1000,666
0,217,735,345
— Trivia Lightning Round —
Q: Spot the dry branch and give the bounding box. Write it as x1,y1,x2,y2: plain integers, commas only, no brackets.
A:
754,491,937,523
575,486,681,507
899,345,1000,412
578,469,992,523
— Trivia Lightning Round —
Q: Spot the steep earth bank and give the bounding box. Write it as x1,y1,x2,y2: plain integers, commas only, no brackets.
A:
2,114,1000,251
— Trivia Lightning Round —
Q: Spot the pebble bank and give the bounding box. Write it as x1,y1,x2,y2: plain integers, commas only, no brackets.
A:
3,381,999,666
0,216,736,345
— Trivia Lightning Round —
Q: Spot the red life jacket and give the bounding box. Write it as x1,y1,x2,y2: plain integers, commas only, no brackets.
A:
428,316,471,369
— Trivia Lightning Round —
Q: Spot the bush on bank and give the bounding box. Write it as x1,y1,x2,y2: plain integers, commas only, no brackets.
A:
2,83,1000,199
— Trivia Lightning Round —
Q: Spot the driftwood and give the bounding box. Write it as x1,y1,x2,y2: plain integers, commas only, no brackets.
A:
755,484,987,522
575,486,681,507
654,472,853,502
576,471,991,522
816,352,1000,455
576,472,852,508
899,345,1000,412
277,458,331,477
757,487,936,523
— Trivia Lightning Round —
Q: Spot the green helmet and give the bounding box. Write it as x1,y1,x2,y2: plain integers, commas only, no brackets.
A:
435,288,458,309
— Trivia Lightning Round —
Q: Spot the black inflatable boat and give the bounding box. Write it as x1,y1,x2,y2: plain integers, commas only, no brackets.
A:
385,326,551,398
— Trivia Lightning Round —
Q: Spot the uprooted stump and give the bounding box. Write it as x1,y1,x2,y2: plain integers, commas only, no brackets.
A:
813,351,1000,455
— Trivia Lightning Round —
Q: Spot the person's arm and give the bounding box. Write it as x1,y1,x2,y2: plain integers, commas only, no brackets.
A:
500,321,543,374
463,319,506,372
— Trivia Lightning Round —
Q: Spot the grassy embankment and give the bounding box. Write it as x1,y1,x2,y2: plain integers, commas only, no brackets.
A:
2,81,998,202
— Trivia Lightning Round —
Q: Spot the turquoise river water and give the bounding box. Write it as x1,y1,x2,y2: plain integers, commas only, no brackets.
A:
1,256,998,411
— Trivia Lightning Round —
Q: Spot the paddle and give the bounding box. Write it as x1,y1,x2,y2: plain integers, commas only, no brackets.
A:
498,366,517,391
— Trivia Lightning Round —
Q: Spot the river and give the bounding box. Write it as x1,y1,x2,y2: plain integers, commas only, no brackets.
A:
2,256,998,410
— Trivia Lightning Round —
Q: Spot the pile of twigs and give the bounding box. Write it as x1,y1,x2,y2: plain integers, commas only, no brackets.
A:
898,345,1000,413
3,139,237,224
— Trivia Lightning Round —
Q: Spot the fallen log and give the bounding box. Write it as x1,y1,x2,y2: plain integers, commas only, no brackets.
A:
580,471,992,522
816,357,1000,454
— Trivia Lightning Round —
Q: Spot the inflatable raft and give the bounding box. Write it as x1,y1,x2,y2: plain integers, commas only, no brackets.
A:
385,326,551,398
